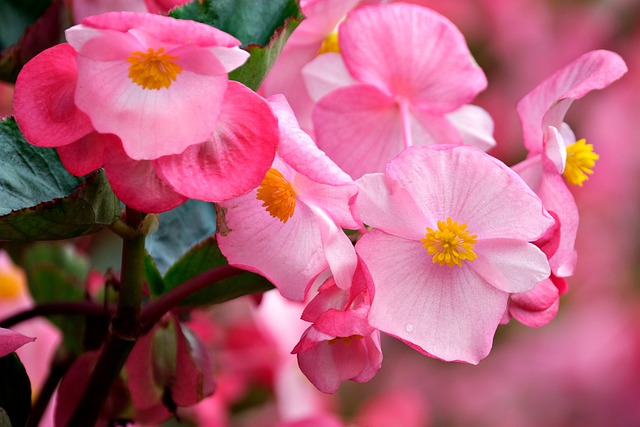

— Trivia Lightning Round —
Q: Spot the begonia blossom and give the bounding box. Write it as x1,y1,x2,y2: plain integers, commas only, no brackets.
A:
217,96,360,301
513,49,627,277
355,145,553,363
13,12,279,212
302,3,494,178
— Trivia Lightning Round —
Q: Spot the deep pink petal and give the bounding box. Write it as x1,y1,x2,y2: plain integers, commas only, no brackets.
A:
172,324,215,406
509,278,560,327
340,3,486,111
80,11,241,47
104,142,187,213
470,239,550,293
0,328,35,358
357,231,506,364
355,173,428,241
313,84,404,178
13,44,94,148
126,327,162,409
385,145,554,241
155,82,278,201
57,132,114,176
74,38,227,160
217,192,325,302
517,50,627,152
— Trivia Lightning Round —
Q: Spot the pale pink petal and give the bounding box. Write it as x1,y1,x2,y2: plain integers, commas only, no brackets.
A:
302,53,356,102
470,239,550,293
408,105,464,146
209,46,250,72
294,174,359,229
340,3,486,111
509,278,560,327
74,38,227,160
155,82,279,201
103,142,187,213
358,231,506,364
81,11,241,47
445,104,497,151
57,132,114,176
0,328,35,358
12,44,94,148
269,95,354,186
385,145,554,241
72,0,148,23
543,126,567,174
517,50,627,152
355,173,428,241
217,193,325,301
313,84,404,178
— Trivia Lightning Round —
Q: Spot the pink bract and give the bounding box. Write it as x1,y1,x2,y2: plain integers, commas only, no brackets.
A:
355,145,553,363
305,3,492,178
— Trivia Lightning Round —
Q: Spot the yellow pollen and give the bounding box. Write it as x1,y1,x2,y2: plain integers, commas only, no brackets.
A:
328,335,364,346
563,138,599,186
318,30,340,55
421,217,478,267
256,168,297,223
127,47,182,90
0,270,25,300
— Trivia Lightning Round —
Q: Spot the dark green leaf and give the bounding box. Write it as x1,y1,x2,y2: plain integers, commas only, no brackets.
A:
0,118,120,241
22,243,89,355
170,0,303,90
145,200,216,275
0,0,69,83
144,252,165,297
0,353,31,427
0,408,12,427
162,237,273,307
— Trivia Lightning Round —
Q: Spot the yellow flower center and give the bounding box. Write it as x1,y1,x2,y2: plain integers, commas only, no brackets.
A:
256,168,297,223
318,30,340,55
127,47,182,90
0,270,25,300
563,138,599,186
328,335,363,346
421,218,478,267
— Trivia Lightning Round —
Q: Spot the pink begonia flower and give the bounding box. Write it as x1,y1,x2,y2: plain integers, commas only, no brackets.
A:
293,265,382,393
355,145,553,363
303,3,494,178
0,328,34,358
13,12,279,212
217,96,360,301
513,50,627,277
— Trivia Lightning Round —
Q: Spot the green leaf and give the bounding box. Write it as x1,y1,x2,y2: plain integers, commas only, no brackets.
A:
0,353,31,427
170,0,303,90
0,408,12,427
0,0,69,83
0,118,120,241
161,237,273,307
145,200,216,275
22,243,89,355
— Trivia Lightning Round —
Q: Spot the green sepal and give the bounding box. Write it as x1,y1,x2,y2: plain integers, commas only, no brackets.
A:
0,353,31,427
169,0,303,90
0,117,120,241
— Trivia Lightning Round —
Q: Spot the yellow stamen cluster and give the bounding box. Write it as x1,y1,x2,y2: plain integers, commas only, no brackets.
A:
318,30,340,55
421,218,478,267
328,335,364,346
0,271,24,300
127,47,182,90
256,168,297,223
563,138,599,186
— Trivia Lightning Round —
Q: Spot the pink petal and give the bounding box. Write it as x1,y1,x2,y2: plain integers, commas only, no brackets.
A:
355,173,428,241
80,11,241,47
0,328,35,358
172,324,215,406
313,84,404,178
294,174,359,229
509,278,560,327
517,50,627,152
103,142,187,213
358,230,506,364
446,105,497,151
269,95,354,186
386,145,554,241
217,191,326,302
340,3,486,111
302,53,356,102
470,239,550,293
155,82,279,201
12,44,94,148
73,36,228,160
57,132,114,176
126,328,163,409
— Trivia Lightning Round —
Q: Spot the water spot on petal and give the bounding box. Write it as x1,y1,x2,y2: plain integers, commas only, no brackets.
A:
405,323,414,333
